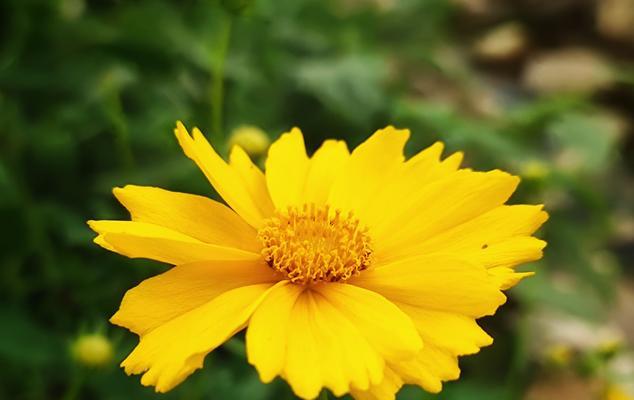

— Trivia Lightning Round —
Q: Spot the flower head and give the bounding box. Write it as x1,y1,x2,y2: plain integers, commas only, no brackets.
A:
88,122,547,399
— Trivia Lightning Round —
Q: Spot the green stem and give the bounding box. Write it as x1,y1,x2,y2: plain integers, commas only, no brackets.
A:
318,389,329,400
62,368,84,400
210,13,233,147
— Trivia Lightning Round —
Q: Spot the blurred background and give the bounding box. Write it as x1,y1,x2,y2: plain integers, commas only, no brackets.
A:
1,0,633,399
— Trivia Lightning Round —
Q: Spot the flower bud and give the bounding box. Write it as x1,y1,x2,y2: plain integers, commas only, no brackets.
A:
545,344,574,367
227,125,271,157
521,160,549,180
71,333,113,367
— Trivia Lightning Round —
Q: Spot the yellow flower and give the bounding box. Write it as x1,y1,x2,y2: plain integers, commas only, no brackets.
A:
606,385,634,400
88,122,548,399
545,344,573,366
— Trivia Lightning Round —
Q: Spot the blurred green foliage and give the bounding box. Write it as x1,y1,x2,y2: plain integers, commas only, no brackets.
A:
1,0,633,399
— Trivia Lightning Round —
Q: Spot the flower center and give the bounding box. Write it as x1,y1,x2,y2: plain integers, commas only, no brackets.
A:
257,204,373,284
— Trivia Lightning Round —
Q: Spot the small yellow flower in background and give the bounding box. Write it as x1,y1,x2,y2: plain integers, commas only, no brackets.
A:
71,333,113,367
227,124,271,157
605,385,634,400
88,122,548,399
545,344,574,367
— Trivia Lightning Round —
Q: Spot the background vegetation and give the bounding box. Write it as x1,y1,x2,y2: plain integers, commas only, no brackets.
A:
1,0,633,399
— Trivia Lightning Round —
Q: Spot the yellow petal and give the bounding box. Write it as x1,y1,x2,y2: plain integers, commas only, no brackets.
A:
350,367,403,400
407,141,445,166
246,283,305,383
488,267,535,290
121,282,280,393
328,126,410,221
282,289,384,399
391,344,460,393
350,254,506,318
471,237,547,270
441,150,464,171
375,170,520,256
112,260,280,335
314,283,422,361
174,121,272,228
362,142,460,231
88,221,260,265
393,303,492,356
390,205,548,265
113,185,259,252
229,145,275,216
265,128,310,209
303,140,350,206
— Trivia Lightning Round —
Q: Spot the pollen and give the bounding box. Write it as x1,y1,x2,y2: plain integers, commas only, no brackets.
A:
257,204,373,284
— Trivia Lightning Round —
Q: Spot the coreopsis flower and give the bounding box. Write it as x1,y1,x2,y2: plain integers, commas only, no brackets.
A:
88,122,548,399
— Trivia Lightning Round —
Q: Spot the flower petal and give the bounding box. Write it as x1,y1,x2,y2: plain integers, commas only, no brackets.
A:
121,282,280,393
111,260,280,335
281,289,384,399
393,303,492,356
488,267,535,290
375,170,520,256
314,283,423,360
88,221,260,265
303,139,350,206
390,344,460,393
474,237,546,269
229,146,275,217
350,254,506,318
386,205,548,266
246,283,305,383
113,185,259,252
362,142,461,231
350,367,403,400
328,126,410,221
174,121,273,228
265,128,310,209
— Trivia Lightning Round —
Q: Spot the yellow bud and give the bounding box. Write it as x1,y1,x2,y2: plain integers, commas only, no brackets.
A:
228,125,271,157
546,344,574,366
521,160,549,180
598,338,622,356
71,334,113,367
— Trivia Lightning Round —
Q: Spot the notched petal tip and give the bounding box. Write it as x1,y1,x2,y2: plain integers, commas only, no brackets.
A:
174,120,189,139
490,291,508,314
85,220,112,235
87,223,118,253
86,219,102,231
376,125,411,139
111,186,125,197
272,127,306,147
109,310,128,330
191,126,206,140
92,234,116,252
